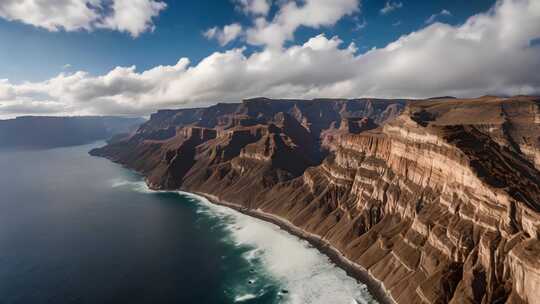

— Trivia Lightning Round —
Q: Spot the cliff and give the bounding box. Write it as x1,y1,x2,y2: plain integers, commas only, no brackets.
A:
90,96,540,304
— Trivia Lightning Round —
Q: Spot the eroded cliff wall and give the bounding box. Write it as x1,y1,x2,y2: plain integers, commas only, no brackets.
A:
90,96,540,304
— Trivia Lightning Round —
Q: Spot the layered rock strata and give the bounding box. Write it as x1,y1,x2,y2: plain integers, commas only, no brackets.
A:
91,96,540,304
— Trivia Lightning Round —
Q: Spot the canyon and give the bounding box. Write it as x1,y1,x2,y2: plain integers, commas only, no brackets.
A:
90,96,540,304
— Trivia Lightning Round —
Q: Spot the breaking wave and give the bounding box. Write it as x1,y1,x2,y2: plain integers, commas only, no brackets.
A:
182,191,377,304
234,293,258,302
109,180,377,304
109,178,153,193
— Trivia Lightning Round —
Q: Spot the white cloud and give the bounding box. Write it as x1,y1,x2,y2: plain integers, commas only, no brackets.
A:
425,9,452,24
63,64,73,69
97,0,167,37
234,0,271,16
0,80,16,101
380,1,403,15
0,0,100,32
245,0,359,49
1,0,539,118
353,17,367,31
204,23,243,46
0,0,166,37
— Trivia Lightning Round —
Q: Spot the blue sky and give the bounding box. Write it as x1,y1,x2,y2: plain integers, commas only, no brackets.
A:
0,0,538,118
0,0,495,83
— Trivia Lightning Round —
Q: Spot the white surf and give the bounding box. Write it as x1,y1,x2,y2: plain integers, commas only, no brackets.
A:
183,191,377,304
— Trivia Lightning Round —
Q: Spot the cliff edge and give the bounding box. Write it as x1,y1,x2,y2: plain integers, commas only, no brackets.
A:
90,96,540,304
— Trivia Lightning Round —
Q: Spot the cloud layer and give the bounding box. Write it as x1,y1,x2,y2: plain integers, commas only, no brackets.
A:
1,0,539,118
204,23,243,46
206,0,360,49
0,0,166,37
425,9,452,24
246,0,359,49
234,0,271,16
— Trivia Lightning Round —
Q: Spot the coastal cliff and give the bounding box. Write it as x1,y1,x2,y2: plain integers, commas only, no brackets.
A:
90,96,540,304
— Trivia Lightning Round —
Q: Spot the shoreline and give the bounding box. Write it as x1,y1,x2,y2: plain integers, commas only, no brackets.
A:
190,191,396,304
89,150,397,304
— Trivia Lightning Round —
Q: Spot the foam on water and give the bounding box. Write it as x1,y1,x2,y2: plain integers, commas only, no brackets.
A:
243,248,262,261
110,178,377,304
235,293,258,302
109,178,154,194
181,191,377,304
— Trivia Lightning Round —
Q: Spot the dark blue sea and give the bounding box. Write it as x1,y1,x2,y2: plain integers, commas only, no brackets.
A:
0,143,376,304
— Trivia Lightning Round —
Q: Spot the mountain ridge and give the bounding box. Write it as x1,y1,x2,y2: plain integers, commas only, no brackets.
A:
0,116,144,149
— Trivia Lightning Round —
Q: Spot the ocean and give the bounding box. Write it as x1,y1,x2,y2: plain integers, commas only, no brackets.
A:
0,143,376,304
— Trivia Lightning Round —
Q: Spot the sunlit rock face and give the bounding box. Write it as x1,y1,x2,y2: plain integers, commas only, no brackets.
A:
90,96,540,304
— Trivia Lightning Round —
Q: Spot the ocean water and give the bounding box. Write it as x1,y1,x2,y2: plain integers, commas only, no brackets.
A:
0,143,376,304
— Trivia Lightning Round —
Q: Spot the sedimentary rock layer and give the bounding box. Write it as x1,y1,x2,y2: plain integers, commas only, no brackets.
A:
90,96,540,304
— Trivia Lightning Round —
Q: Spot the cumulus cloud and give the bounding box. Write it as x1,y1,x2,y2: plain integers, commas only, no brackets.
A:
1,0,539,118
234,0,271,16
245,0,359,49
0,0,166,37
380,1,403,15
97,0,166,37
204,23,243,46
425,9,452,24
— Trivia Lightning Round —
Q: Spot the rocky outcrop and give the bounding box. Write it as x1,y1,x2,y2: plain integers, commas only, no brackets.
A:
90,96,540,304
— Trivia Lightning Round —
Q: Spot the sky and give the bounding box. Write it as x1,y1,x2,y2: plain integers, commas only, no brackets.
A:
0,0,538,118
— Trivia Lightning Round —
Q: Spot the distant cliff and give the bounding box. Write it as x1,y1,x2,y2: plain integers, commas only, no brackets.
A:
0,116,144,149
91,96,540,304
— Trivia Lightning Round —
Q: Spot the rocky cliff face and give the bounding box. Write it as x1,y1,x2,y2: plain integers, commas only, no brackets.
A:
90,96,540,304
